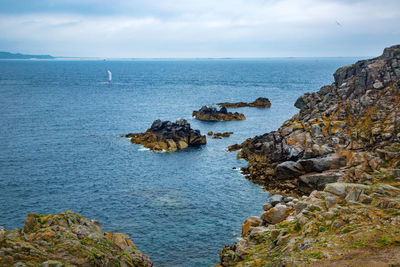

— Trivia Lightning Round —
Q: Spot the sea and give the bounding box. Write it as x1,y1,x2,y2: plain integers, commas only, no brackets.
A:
0,57,359,266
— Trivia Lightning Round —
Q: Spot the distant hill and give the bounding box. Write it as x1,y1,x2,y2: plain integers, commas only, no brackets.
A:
0,52,54,59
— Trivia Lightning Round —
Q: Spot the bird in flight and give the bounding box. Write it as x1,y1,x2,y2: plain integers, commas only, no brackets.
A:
336,20,342,27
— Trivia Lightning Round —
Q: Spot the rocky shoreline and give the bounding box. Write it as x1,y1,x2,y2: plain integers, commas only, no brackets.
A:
123,119,207,152
219,45,400,266
217,97,271,108
0,211,152,266
2,45,399,266
192,106,246,121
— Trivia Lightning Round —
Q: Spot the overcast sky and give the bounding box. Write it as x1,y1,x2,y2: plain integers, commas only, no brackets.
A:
0,0,399,57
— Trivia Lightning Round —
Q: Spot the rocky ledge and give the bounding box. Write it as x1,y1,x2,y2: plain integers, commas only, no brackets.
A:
192,106,246,121
124,119,206,152
0,211,152,266
220,45,400,266
208,131,234,139
217,97,271,108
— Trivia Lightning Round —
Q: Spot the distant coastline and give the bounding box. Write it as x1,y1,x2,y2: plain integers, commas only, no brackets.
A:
0,51,54,59
0,51,368,61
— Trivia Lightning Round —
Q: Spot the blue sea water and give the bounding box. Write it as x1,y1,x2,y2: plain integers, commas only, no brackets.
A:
0,58,358,266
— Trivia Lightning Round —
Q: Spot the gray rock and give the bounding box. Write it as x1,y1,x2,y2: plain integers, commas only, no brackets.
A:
275,161,304,179
268,194,283,206
373,80,384,89
324,183,368,198
294,94,309,110
284,197,294,203
298,170,344,191
297,154,346,173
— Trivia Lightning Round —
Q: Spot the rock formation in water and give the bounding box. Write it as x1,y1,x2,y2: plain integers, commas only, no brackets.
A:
0,211,152,266
219,45,400,266
217,97,271,108
124,119,206,152
208,131,234,139
192,106,246,121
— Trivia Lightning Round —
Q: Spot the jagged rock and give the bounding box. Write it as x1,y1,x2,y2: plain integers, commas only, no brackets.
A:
192,106,246,121
123,119,206,152
217,97,271,108
0,211,152,266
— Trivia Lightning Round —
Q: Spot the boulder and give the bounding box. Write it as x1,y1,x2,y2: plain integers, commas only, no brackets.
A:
298,170,344,191
324,183,368,198
297,154,347,173
275,161,304,179
268,194,283,206
261,204,290,224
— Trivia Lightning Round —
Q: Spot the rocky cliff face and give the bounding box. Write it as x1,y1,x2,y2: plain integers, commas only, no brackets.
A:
0,211,152,266
124,119,206,152
235,45,400,195
220,45,400,266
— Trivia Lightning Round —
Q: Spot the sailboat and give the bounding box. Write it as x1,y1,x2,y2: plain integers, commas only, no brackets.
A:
107,70,112,83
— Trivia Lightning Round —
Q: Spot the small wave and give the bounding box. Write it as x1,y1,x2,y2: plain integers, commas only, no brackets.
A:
138,147,150,152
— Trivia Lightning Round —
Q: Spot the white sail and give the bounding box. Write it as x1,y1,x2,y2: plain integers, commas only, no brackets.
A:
107,70,112,82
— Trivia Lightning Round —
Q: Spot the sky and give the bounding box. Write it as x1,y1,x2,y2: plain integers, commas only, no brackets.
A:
0,0,399,58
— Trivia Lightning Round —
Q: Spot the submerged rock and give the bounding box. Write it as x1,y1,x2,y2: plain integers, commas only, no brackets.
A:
123,119,206,152
192,106,245,121
0,211,152,266
217,97,271,108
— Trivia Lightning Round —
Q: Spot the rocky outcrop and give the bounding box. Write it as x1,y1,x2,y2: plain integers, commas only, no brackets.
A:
123,119,206,152
220,45,400,266
207,131,234,139
220,182,400,266
192,106,245,121
234,45,400,195
217,97,271,108
0,211,152,266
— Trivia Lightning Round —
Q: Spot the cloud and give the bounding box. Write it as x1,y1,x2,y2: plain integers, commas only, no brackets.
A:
0,0,399,57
